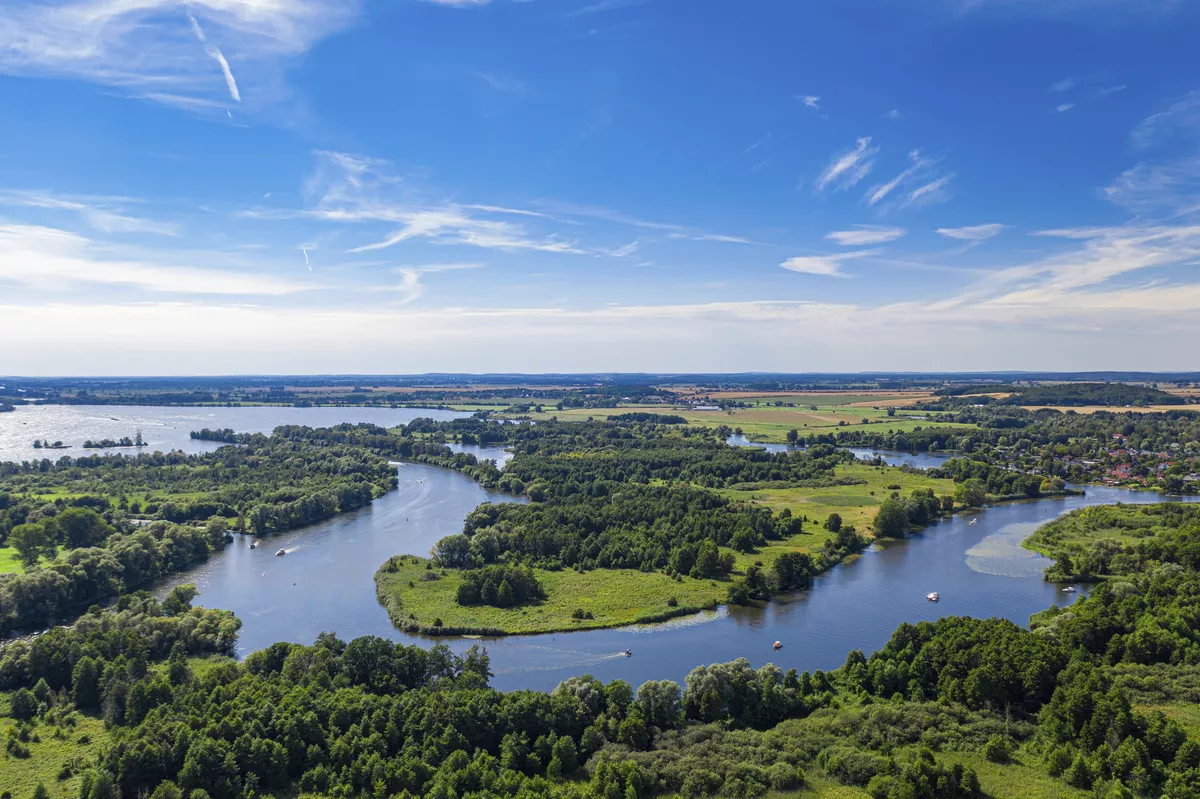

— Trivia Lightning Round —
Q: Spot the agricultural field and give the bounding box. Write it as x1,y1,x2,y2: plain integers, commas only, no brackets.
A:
478,402,972,443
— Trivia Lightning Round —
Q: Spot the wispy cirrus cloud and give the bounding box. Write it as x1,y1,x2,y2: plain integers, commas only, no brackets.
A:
1055,103,1075,113
187,13,240,102
0,190,177,236
865,149,953,210
780,249,877,277
799,95,821,109
0,0,357,111
1108,91,1200,217
0,224,310,295
1050,77,1076,93
393,263,486,305
816,137,878,192
826,225,906,246
906,174,955,207
936,223,1005,241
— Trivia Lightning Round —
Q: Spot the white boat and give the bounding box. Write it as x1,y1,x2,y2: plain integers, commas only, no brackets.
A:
926,592,939,602
1062,586,1076,593
276,548,287,557
968,518,978,526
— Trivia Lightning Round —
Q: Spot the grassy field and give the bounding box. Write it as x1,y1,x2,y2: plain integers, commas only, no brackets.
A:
939,753,1088,799
719,462,959,541
469,402,973,443
0,545,63,575
380,463,960,635
0,703,109,799
377,560,728,635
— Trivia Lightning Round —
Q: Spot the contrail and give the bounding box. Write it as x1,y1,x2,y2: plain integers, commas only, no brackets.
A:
187,13,242,103
303,248,310,271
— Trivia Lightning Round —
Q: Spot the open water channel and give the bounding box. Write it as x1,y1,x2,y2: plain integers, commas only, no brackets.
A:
4,405,1194,691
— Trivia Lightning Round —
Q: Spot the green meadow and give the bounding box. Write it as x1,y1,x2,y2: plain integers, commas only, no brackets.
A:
376,559,728,635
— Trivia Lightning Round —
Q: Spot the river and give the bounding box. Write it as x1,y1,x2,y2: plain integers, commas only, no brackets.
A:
7,406,1194,693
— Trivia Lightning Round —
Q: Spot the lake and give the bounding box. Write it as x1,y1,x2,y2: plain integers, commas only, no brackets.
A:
8,405,1191,693
0,404,471,464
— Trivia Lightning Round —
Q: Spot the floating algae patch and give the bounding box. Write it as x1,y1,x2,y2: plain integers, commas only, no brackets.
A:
966,521,1055,578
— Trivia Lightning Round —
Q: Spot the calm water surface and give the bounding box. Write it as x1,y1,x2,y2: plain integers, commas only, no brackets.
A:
725,433,951,469
0,404,470,463
13,406,1192,692
162,473,1196,691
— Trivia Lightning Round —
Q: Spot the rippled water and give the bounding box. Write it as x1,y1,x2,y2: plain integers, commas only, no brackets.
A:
0,404,470,463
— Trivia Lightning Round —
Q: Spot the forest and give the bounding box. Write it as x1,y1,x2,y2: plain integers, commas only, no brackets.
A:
7,502,1200,798
0,427,414,634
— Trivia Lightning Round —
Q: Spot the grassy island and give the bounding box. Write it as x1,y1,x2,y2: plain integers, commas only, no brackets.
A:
374,419,976,636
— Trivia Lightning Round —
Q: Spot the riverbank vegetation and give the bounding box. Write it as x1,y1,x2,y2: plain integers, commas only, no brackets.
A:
1022,502,1200,583
8,502,1200,799
377,420,974,635
815,406,1200,495
0,427,407,634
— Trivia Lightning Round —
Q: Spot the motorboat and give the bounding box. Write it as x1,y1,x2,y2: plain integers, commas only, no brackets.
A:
276,548,287,557
624,649,632,657
926,592,940,602
968,518,978,526
1062,586,1076,593
772,641,782,651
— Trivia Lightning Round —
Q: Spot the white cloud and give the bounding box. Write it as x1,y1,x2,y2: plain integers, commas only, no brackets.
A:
1055,103,1075,113
1131,90,1200,149
422,0,492,5
886,109,901,120
816,137,878,192
1050,77,1076,93
0,190,177,236
0,0,356,110
906,174,955,207
0,224,310,295
10,224,1200,373
826,226,906,246
667,232,754,244
780,249,877,277
391,263,485,304
347,207,585,254
865,149,933,207
936,223,1005,241
187,12,240,102
799,95,820,109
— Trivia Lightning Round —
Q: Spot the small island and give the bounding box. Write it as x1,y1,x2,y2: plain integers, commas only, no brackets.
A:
83,431,146,449
32,439,69,449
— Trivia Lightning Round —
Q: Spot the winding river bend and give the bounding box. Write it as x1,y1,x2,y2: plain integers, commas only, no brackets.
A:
5,406,1196,691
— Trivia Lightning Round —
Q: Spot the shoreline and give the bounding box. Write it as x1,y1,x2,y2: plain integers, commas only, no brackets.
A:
371,470,1083,638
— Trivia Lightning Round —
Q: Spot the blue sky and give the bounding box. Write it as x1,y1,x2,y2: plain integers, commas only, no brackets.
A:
1,0,1198,375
